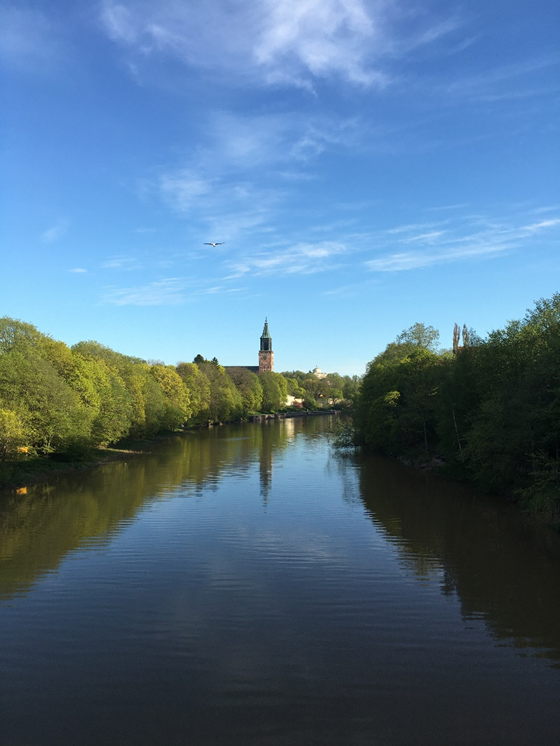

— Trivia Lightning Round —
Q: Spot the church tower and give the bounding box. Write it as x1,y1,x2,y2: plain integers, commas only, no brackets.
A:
258,318,274,373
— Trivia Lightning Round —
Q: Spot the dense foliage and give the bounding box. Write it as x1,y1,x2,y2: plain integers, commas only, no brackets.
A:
354,295,560,526
0,318,358,464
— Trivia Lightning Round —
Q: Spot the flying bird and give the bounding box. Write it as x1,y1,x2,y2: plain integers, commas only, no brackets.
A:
204,242,224,247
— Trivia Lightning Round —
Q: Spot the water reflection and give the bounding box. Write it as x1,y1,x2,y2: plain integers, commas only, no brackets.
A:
350,452,560,665
0,418,312,602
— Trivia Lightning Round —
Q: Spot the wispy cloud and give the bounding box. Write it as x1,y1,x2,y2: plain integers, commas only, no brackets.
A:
69,268,87,273
158,170,214,212
523,218,560,233
99,0,459,89
102,278,186,305
228,240,348,277
156,168,279,243
101,256,140,269
365,209,560,272
101,277,246,304
424,203,469,213
530,204,560,215
366,242,510,272
437,56,560,103
41,221,68,243
207,111,361,167
252,0,388,87
400,230,446,244
152,110,366,245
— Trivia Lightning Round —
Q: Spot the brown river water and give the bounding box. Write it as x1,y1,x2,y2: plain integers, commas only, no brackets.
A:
1,416,559,745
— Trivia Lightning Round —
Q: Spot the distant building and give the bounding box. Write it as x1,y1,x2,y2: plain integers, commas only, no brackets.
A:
312,365,327,379
225,318,274,374
258,319,274,373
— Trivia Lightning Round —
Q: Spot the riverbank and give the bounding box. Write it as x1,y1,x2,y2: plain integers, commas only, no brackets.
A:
0,411,340,493
0,436,169,492
248,409,337,422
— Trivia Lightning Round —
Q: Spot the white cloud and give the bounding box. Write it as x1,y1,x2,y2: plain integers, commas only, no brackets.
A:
99,0,458,89
253,0,387,87
424,203,469,213
400,230,446,244
522,218,560,233
530,205,560,215
100,3,138,43
365,209,560,272
156,167,279,243
69,268,87,273
228,240,347,277
183,111,362,173
41,221,68,243
366,243,509,272
152,111,365,245
101,256,139,269
159,170,214,212
387,221,441,235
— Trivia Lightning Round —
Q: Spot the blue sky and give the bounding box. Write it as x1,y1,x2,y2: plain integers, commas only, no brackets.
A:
1,0,558,375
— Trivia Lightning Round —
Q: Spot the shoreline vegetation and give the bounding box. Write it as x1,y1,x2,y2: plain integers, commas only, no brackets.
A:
0,412,339,492
348,293,560,530
0,315,358,490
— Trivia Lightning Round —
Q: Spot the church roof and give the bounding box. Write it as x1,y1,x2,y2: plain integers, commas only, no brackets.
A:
261,318,271,338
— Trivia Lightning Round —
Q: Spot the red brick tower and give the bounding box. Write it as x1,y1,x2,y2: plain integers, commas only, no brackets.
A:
258,318,274,373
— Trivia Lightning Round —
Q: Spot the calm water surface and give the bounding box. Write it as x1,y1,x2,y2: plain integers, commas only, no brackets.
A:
1,417,560,745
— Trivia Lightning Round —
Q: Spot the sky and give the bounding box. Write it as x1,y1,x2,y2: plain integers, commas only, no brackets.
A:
1,0,559,375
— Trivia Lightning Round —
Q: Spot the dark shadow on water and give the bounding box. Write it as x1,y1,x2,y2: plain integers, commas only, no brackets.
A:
337,450,560,666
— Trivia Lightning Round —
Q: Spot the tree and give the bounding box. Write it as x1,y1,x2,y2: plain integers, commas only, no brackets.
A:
176,362,211,424
0,409,27,460
0,349,89,453
260,372,288,412
0,317,49,354
356,336,440,459
396,322,440,352
226,367,263,414
453,323,461,354
196,362,243,422
150,364,192,429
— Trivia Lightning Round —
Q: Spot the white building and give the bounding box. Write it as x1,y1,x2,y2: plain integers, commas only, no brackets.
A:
312,365,327,380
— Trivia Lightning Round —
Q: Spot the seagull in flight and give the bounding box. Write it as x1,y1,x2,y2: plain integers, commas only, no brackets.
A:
204,242,224,247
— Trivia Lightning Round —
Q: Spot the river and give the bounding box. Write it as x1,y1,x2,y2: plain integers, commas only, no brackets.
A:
1,416,560,745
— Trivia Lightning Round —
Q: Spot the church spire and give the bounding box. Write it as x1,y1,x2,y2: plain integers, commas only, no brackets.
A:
258,318,274,372
261,318,271,339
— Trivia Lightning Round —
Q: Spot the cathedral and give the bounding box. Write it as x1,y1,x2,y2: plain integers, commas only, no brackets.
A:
258,319,274,373
226,319,274,374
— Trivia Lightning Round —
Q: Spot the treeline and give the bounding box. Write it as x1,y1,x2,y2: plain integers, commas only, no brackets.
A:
281,369,361,409
0,317,358,462
354,294,560,526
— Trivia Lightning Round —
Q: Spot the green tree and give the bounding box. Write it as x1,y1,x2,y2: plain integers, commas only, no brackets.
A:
356,340,440,459
396,322,440,352
0,409,27,459
176,362,211,425
260,372,288,412
0,349,89,453
150,364,192,429
197,361,243,422
226,367,263,414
